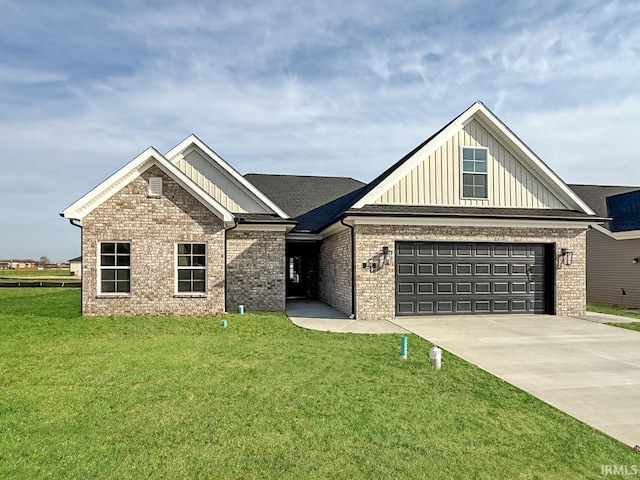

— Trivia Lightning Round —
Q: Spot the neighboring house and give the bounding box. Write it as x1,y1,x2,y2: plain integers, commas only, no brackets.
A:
62,102,604,318
569,185,640,308
69,256,82,278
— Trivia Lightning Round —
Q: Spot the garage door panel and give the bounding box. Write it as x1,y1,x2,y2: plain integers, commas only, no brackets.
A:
395,242,548,316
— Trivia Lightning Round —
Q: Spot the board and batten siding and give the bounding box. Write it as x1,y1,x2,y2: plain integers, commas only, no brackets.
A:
176,149,272,214
586,228,640,308
373,119,567,209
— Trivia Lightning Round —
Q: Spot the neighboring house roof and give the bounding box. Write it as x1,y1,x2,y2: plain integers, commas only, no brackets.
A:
68,256,82,262
568,184,640,239
244,174,365,218
568,184,639,220
607,190,640,232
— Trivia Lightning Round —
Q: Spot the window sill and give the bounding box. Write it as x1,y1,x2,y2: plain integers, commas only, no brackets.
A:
174,293,208,298
96,294,131,299
461,197,489,201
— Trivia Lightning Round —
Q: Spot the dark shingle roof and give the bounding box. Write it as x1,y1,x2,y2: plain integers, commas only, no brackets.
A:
244,174,365,218
345,205,604,221
568,184,640,218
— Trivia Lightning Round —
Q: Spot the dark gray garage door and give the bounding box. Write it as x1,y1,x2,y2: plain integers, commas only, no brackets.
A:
395,242,548,315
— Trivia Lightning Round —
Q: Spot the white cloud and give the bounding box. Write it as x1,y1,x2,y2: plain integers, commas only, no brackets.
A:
1,0,639,260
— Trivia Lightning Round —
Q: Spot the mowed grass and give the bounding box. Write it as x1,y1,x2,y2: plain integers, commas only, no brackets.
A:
0,269,72,277
587,302,640,332
1,290,637,479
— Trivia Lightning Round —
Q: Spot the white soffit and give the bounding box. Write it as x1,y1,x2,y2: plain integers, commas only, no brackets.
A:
352,102,596,215
592,224,640,240
166,134,289,219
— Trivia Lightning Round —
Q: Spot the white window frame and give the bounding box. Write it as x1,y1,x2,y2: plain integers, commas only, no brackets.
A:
460,146,489,200
98,241,131,295
175,242,207,295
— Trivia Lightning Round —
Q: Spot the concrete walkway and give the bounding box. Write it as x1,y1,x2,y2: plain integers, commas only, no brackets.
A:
392,314,640,448
286,300,408,334
578,311,639,324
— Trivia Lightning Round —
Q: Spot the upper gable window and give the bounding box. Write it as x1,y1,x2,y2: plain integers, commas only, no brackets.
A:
461,147,488,199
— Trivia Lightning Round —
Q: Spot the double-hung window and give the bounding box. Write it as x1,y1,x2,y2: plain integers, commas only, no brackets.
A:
176,243,206,293
99,242,131,293
462,147,488,199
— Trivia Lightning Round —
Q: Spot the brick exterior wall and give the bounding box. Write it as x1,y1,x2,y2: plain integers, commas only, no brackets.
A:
354,224,587,320
318,230,352,315
81,166,225,316
226,230,286,312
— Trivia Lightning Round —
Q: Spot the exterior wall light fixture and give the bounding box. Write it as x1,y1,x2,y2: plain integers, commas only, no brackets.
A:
561,248,573,266
362,261,377,271
632,257,639,264
382,246,390,265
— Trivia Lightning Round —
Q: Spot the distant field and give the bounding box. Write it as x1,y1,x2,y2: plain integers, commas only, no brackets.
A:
0,269,73,278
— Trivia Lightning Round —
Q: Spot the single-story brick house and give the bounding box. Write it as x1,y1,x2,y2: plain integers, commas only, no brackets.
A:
62,102,604,318
569,184,640,309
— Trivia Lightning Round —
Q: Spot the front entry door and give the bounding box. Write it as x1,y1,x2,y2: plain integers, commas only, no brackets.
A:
287,255,306,298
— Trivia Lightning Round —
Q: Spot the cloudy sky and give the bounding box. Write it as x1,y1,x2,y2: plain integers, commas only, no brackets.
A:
1,0,639,261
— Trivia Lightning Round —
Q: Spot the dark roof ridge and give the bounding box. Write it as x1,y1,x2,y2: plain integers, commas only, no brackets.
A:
245,173,364,183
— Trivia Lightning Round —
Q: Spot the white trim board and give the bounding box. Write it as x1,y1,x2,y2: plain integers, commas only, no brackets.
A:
234,224,294,232
61,147,235,225
343,215,596,230
352,102,595,215
592,224,640,240
166,134,289,218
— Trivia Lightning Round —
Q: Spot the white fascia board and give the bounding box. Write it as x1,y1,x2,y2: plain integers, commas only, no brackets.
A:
61,147,159,220
345,215,593,230
351,105,478,209
473,105,595,215
286,232,323,241
593,224,640,240
317,221,350,238
166,134,289,219
351,102,595,216
234,223,294,232
61,147,235,226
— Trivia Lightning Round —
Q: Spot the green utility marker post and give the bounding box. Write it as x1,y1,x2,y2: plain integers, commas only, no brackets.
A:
400,335,408,359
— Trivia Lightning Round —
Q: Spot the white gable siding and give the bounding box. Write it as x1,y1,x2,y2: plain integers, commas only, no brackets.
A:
373,119,568,209
176,149,272,214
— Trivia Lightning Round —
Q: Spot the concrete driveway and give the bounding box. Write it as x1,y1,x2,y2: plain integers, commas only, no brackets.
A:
392,315,640,448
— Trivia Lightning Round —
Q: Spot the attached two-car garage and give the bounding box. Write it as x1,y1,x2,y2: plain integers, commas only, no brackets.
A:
395,242,554,316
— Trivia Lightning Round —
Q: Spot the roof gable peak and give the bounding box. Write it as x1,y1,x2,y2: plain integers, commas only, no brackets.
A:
166,135,289,218
350,102,595,215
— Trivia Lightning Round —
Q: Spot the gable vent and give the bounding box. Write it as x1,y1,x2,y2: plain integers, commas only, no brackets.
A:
148,177,163,197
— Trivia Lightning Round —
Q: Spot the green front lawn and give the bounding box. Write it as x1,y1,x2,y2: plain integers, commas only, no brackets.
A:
587,303,640,332
1,289,636,479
